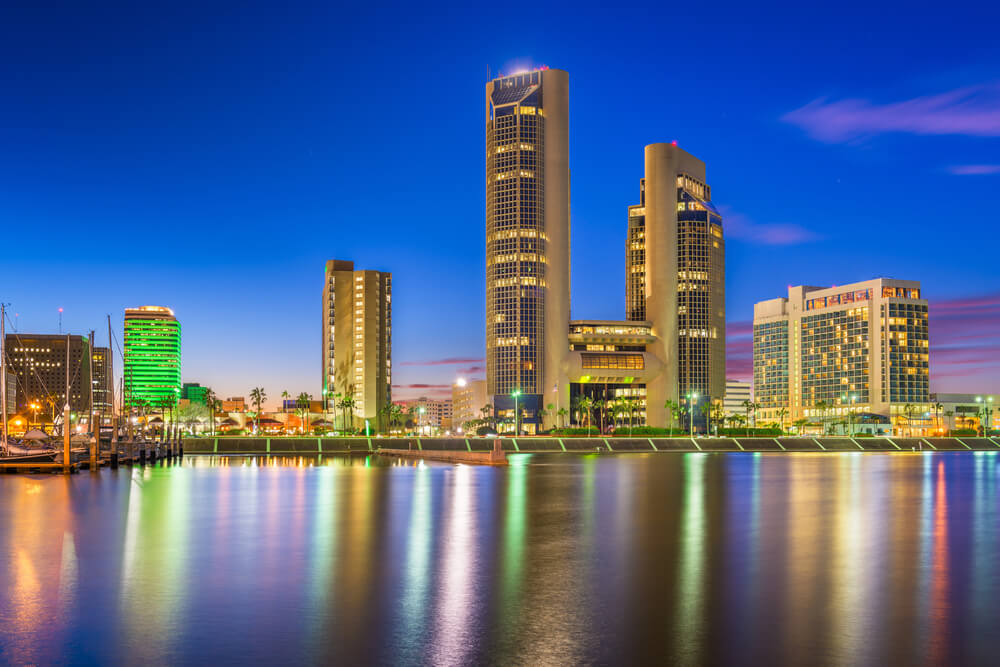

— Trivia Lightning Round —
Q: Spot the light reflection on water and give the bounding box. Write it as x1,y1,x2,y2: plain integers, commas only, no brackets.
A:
1,453,998,665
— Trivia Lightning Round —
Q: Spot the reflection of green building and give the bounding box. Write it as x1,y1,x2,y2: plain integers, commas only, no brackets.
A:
124,306,181,407
182,382,207,405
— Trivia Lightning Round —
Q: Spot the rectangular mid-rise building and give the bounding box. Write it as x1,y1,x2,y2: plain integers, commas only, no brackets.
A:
124,306,181,408
753,278,929,431
5,333,92,415
322,260,391,430
452,378,488,432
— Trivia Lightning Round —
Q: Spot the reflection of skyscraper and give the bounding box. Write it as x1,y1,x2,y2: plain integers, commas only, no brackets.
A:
626,143,725,423
322,260,391,428
485,68,570,430
124,306,181,407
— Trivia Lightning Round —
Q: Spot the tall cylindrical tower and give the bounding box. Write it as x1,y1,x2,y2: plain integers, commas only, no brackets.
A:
485,68,570,432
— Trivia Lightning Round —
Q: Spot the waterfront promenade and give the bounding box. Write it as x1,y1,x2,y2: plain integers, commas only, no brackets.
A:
181,435,1000,455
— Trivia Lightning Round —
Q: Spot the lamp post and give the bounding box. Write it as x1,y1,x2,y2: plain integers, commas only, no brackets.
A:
511,389,522,437
686,392,698,436
418,406,426,436
843,393,858,437
976,396,994,436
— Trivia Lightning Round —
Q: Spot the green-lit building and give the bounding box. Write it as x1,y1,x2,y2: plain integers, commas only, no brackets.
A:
124,306,181,408
181,382,208,405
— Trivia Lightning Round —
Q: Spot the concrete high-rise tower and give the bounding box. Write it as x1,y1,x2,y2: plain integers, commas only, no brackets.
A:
626,144,725,425
322,260,392,430
485,67,569,431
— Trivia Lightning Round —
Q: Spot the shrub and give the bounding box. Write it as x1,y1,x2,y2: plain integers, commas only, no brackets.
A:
610,426,688,436
718,427,782,437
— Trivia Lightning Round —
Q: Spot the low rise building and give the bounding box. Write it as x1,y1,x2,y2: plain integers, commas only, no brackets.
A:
452,379,488,432
930,392,999,434
722,380,751,416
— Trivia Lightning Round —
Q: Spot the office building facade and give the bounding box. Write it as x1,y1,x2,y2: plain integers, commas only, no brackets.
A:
4,334,91,414
625,143,725,426
753,278,929,429
322,260,391,429
485,67,570,430
722,380,751,416
124,306,181,408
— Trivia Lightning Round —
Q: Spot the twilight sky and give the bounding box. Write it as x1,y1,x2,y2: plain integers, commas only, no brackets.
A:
2,1,999,407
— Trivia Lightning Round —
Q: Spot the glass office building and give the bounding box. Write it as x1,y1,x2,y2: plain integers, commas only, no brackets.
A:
123,306,181,408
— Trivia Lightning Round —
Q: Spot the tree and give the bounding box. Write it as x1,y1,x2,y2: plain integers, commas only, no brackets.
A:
944,409,954,435
741,399,754,435
557,407,568,429
933,401,943,433
204,387,218,435
480,404,493,431
544,403,555,430
664,399,681,436
338,396,356,432
295,392,311,433
249,387,267,433
776,407,789,435
281,390,290,413
575,395,595,436
902,403,917,436
792,417,809,434
177,402,209,434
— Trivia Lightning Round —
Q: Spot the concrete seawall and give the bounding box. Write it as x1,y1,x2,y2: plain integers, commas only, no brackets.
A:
378,448,508,466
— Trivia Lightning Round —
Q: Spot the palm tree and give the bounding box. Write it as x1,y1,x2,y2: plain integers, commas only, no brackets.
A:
204,387,217,435
544,403,555,431
944,409,954,435
664,399,681,436
792,417,809,434
776,407,789,435
902,403,916,436
741,399,754,435
575,395,596,436
699,401,714,437
281,390,290,414
556,407,568,429
933,402,943,433
339,396,357,432
249,387,267,433
295,392,311,433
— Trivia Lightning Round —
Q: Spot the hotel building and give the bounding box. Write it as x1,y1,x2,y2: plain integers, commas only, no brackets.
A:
722,380,752,417
4,333,92,413
485,67,570,431
753,278,929,429
322,260,391,429
124,306,181,408
452,378,488,431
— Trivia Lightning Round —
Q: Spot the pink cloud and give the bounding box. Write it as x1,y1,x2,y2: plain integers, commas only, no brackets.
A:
726,320,753,382
783,83,1000,142
398,357,485,367
717,206,823,246
947,164,1000,175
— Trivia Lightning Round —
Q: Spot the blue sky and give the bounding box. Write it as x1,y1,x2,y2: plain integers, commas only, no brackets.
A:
2,1,998,406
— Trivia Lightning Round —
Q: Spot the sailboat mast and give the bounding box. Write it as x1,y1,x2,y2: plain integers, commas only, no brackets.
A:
1,303,8,455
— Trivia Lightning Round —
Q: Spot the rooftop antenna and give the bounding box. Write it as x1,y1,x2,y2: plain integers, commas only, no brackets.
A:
58,307,63,334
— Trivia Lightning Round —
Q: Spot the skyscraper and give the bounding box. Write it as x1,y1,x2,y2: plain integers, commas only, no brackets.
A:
322,260,391,430
91,345,113,414
485,67,569,430
626,143,725,425
123,306,181,408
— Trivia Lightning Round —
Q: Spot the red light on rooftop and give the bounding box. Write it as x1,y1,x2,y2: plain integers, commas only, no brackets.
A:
671,140,678,146
58,308,63,313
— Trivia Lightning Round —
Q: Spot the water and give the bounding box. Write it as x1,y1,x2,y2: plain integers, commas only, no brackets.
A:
1,452,998,665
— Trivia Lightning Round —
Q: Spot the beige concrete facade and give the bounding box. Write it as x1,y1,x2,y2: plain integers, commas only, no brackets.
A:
451,378,487,431
322,260,391,429
485,68,570,430
627,144,725,427
754,278,929,428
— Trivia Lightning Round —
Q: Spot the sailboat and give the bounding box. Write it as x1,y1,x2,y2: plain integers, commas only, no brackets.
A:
1,304,57,463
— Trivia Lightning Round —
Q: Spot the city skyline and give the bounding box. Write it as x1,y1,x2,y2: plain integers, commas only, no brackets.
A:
3,4,999,407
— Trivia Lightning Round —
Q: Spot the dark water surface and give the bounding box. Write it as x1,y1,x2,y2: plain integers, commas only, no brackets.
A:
1,452,998,665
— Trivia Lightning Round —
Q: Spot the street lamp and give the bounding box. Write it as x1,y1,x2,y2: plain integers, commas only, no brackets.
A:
843,393,858,437
418,406,426,435
686,392,698,436
511,389,522,436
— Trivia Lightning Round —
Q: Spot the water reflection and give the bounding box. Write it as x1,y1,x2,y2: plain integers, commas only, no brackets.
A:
2,453,999,665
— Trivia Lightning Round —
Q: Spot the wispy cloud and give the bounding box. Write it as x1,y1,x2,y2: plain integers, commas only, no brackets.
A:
726,320,753,382
719,206,823,245
727,291,1000,391
947,164,1000,175
399,357,484,367
783,83,1000,143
